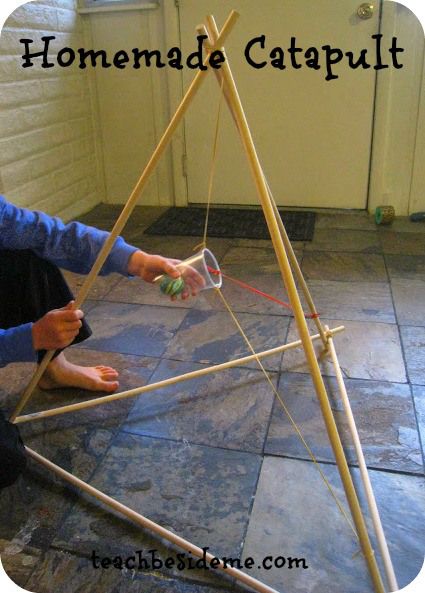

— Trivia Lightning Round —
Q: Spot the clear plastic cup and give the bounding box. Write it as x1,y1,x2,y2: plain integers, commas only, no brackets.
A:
177,247,222,290
156,248,222,296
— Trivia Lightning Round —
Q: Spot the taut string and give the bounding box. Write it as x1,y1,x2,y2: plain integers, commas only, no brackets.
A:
198,75,356,541
215,287,358,541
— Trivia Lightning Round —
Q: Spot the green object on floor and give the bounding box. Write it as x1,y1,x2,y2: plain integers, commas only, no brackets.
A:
375,205,395,225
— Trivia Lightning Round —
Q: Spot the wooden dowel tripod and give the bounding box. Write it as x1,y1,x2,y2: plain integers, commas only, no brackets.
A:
7,9,397,593
202,15,385,593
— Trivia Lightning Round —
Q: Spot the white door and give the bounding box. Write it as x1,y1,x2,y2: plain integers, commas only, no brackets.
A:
178,0,381,209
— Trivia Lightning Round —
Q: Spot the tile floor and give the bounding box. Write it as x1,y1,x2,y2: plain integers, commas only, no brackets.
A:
0,206,424,593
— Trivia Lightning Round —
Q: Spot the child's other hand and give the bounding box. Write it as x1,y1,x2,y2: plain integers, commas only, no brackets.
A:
32,301,84,351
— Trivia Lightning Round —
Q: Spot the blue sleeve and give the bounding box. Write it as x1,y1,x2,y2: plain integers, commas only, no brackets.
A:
0,195,138,276
0,196,139,366
0,324,37,368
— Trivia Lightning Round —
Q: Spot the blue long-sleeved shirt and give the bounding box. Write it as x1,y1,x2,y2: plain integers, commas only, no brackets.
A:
0,196,138,366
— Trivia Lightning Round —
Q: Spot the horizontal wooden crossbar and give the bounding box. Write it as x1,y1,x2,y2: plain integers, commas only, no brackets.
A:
14,326,345,425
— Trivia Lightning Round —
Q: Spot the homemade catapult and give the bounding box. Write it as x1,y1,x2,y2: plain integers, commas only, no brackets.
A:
9,11,399,593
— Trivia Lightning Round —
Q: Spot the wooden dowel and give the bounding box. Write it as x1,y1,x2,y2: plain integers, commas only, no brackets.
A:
269,196,326,344
9,10,240,424
14,326,345,425
26,446,280,593
324,326,398,592
196,24,326,345
196,24,239,128
204,16,384,593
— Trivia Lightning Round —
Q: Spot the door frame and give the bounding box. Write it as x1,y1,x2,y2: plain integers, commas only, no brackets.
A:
164,1,424,214
368,1,425,215
162,0,189,206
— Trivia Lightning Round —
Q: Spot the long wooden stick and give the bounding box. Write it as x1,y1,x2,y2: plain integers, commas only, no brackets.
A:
9,11,240,424
202,26,391,589
324,326,398,592
204,16,385,593
25,446,279,593
196,23,326,345
269,195,326,344
14,326,345,425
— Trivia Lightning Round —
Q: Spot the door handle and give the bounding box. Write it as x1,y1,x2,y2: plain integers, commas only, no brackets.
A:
357,3,374,19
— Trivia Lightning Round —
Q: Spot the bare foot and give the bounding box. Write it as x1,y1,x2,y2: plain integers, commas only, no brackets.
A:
38,352,119,392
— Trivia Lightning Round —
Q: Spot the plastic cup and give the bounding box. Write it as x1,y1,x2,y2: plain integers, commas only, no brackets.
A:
177,247,222,291
156,248,222,295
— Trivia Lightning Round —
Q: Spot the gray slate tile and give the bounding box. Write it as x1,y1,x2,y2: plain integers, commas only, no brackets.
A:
0,360,37,413
391,278,425,326
76,302,188,357
123,359,276,454
358,467,425,589
242,457,425,592
315,212,376,231
282,318,407,383
305,280,395,323
305,229,381,253
412,385,425,463
216,269,294,316
379,232,425,256
0,539,42,590
221,246,287,272
52,433,261,583
242,457,369,593
302,252,387,282
400,326,425,385
3,204,425,593
385,254,425,281
266,373,423,473
164,309,290,371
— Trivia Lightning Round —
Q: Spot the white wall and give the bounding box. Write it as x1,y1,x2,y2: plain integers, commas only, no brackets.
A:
0,1,423,217
84,2,175,206
409,47,425,213
0,0,105,220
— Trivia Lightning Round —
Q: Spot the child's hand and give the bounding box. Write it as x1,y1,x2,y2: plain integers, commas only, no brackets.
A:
32,301,84,351
127,251,204,298
128,251,180,282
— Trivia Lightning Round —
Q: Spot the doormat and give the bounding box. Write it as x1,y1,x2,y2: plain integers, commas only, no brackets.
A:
144,207,316,241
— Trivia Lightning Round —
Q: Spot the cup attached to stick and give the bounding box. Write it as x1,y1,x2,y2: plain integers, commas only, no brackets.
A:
156,248,222,298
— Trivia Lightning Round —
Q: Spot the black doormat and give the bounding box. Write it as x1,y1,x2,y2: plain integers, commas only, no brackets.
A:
144,207,316,241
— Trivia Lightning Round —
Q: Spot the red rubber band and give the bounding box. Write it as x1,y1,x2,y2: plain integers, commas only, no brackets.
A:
207,266,320,319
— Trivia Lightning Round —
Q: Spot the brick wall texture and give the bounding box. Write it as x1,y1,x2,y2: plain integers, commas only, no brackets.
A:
0,0,104,221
